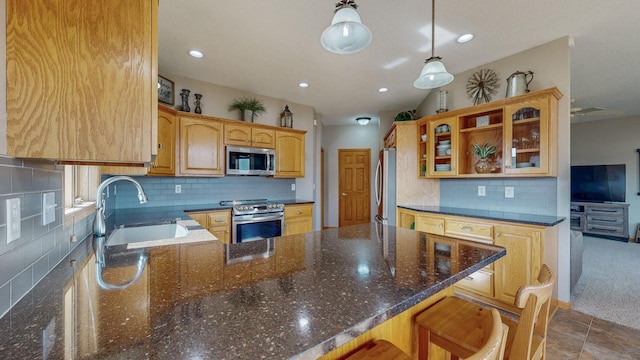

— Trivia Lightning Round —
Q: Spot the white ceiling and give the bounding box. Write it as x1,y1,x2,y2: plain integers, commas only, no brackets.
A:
158,0,640,126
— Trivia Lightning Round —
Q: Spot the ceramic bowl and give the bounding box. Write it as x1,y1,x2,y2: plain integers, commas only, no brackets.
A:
439,140,450,145
421,134,427,141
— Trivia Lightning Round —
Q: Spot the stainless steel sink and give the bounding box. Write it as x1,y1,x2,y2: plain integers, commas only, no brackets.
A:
106,223,188,246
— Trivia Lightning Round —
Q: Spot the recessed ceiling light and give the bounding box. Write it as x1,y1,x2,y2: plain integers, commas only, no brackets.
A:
456,34,474,43
189,50,204,58
298,82,309,88
378,87,388,93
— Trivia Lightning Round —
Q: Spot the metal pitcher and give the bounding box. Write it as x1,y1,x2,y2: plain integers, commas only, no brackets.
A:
505,71,534,98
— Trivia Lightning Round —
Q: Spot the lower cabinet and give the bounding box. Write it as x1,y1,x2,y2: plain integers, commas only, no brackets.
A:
284,204,313,235
397,208,547,310
187,210,231,244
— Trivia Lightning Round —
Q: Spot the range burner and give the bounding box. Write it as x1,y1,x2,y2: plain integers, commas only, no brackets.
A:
221,199,285,216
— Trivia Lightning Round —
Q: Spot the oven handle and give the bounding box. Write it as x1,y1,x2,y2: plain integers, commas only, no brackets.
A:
233,212,284,224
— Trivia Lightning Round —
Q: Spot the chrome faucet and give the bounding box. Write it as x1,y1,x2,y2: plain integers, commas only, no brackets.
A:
93,176,148,237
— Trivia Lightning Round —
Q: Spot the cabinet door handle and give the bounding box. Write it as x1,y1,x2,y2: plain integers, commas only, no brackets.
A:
158,143,163,150
296,211,302,215
342,193,347,196
439,224,443,228
465,276,474,281
496,232,501,237
461,226,473,232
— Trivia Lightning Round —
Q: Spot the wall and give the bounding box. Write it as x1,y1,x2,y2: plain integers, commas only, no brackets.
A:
0,157,94,318
112,176,294,209
160,73,321,230
571,115,640,235
323,124,380,227
416,37,572,302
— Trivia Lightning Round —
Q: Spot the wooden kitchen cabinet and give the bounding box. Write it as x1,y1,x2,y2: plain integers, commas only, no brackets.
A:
275,130,306,178
225,123,276,149
187,210,231,244
284,204,313,235
418,88,562,178
395,208,549,312
493,225,542,304
6,0,157,163
149,106,177,175
179,115,225,176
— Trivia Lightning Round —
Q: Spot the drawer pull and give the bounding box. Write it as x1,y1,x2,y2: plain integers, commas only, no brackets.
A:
591,218,619,223
296,211,303,215
214,219,224,223
592,208,617,213
465,276,474,281
461,226,473,232
496,232,501,237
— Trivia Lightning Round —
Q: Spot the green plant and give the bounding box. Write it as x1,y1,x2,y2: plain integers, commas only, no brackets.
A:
229,97,266,121
394,109,418,121
473,142,497,159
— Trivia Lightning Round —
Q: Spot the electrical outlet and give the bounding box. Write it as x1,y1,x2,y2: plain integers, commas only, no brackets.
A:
175,185,182,194
505,186,515,198
291,184,296,191
478,186,486,197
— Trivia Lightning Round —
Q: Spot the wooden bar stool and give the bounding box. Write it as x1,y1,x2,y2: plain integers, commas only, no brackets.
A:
345,339,411,360
415,264,555,360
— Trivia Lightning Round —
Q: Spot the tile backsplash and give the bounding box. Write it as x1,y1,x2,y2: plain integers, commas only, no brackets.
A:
0,156,93,318
439,177,558,215
110,176,296,209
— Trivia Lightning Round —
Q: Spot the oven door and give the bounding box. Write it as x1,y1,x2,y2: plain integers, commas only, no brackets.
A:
232,212,284,243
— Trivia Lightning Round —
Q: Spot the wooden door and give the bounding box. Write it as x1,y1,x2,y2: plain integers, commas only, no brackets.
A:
149,106,176,175
338,149,371,227
179,116,225,176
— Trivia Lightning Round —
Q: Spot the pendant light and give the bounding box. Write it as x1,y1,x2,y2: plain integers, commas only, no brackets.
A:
321,0,372,55
414,0,454,89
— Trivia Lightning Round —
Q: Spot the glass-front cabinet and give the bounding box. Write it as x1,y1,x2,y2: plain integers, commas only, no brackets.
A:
428,117,457,177
419,87,562,178
503,97,551,175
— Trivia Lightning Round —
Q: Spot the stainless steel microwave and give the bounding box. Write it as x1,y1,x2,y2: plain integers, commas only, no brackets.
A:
226,146,275,176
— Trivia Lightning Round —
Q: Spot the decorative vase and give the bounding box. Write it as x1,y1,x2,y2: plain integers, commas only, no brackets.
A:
475,159,493,174
180,89,191,112
194,93,202,114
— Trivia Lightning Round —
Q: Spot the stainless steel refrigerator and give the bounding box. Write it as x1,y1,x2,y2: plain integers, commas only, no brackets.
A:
375,148,396,226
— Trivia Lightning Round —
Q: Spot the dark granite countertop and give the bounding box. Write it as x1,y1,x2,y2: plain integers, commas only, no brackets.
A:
0,223,504,359
398,205,565,227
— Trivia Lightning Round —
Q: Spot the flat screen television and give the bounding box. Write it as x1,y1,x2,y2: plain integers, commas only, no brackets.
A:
571,164,626,203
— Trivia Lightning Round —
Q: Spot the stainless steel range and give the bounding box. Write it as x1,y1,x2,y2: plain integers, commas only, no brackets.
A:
222,199,285,243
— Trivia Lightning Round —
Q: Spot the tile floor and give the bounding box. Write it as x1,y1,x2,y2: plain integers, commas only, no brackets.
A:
546,307,640,359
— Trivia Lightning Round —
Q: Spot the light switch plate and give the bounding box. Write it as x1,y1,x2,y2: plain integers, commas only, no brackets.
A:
42,192,56,226
6,198,21,243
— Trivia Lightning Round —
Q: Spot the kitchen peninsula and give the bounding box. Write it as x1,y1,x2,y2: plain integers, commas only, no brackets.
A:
0,223,504,359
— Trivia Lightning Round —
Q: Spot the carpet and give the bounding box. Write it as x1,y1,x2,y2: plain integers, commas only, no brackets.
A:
571,235,640,330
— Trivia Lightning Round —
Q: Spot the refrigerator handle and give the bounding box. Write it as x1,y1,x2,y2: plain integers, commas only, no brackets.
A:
375,159,382,206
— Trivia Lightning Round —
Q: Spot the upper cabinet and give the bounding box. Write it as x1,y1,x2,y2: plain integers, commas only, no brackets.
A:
275,130,305,178
224,123,276,149
6,0,157,163
179,115,225,176
419,88,562,178
149,106,177,176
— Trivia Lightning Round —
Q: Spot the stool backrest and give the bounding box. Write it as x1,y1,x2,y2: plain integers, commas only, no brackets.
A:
509,264,555,360
465,308,508,360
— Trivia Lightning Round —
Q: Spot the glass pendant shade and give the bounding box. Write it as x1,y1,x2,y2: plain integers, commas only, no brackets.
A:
321,7,372,54
413,56,454,89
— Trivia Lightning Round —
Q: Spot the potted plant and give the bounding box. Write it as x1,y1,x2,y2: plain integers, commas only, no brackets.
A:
421,163,427,176
229,97,266,122
473,142,497,174
394,109,418,121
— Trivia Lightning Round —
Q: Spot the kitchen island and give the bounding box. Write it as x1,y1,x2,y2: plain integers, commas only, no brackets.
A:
0,223,504,359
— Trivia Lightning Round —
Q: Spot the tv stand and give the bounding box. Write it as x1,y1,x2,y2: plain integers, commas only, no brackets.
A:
570,202,629,241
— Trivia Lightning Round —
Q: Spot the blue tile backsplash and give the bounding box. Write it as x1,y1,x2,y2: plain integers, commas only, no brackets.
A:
0,156,94,318
110,176,296,209
439,177,558,215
